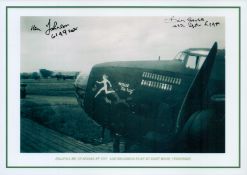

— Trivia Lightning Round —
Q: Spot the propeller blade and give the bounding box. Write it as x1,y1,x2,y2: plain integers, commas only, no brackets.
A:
176,42,218,132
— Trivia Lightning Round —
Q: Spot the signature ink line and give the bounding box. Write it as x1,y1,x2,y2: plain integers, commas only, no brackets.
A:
45,19,69,35
30,25,41,31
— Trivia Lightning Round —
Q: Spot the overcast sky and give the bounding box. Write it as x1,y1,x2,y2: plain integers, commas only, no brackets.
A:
21,16,225,73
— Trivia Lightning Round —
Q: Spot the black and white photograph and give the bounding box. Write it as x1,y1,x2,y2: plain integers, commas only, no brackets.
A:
2,3,244,172
20,16,225,153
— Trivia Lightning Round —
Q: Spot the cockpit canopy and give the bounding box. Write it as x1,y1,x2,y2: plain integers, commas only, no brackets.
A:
174,49,210,70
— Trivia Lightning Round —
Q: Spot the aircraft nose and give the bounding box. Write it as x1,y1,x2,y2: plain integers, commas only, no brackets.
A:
74,73,89,88
74,73,89,108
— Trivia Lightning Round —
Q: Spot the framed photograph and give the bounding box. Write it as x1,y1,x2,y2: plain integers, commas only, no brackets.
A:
1,0,246,174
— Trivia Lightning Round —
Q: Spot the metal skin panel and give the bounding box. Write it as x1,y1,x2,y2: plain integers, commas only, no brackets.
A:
83,63,196,142
74,43,225,152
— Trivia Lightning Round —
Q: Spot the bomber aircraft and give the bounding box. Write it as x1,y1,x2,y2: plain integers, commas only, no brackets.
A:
74,42,225,153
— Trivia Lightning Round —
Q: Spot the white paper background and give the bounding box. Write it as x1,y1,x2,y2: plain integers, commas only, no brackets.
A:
1,0,247,175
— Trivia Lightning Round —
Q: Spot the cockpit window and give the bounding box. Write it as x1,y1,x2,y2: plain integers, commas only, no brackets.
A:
186,55,197,69
174,51,207,70
197,56,206,69
174,52,187,61
186,55,206,70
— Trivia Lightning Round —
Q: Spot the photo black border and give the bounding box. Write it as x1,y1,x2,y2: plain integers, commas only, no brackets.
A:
5,5,241,168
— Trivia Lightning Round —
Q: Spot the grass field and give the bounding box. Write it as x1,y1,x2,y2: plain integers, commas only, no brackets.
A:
21,79,76,97
21,79,111,147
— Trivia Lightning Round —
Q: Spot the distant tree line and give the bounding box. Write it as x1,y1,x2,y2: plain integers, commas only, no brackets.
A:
20,72,41,80
39,69,53,78
20,69,79,80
